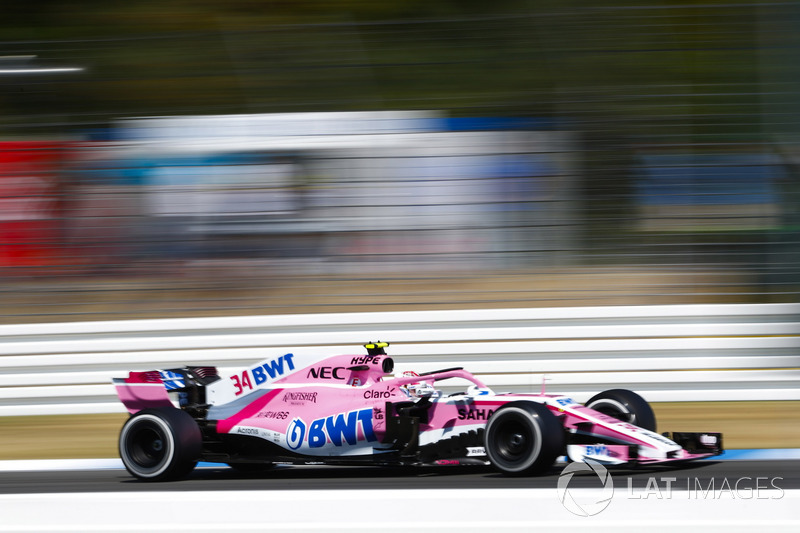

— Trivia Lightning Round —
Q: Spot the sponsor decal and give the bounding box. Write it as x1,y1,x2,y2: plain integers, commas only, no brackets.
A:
286,418,307,450
288,408,377,449
282,391,318,404
255,411,289,420
648,434,676,446
372,406,384,420
350,355,382,366
307,366,346,380
611,422,677,446
466,447,486,457
363,387,396,399
700,434,718,446
585,445,609,457
231,354,296,396
158,370,185,390
235,426,283,443
435,459,460,465
635,427,676,446
457,408,495,421
556,397,575,406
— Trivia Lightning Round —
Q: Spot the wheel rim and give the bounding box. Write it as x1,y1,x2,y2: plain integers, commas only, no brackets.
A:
128,426,167,469
121,415,174,477
492,418,535,465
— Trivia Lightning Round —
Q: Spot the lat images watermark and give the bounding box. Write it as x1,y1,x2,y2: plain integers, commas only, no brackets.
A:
557,460,614,517
557,465,784,516
627,476,785,500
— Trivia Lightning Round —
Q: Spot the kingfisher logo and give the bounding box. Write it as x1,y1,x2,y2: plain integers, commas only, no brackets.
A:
557,459,614,516
285,408,376,450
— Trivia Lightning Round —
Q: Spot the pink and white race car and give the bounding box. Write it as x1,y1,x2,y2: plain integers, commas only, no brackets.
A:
113,342,722,481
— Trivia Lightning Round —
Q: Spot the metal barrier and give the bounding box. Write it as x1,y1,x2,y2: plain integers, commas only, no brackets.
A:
0,303,797,416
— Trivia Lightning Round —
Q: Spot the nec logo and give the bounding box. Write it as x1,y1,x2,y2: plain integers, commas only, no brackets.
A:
307,366,346,380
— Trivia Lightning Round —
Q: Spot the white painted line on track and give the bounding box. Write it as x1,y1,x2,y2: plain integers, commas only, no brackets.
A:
0,459,123,472
0,489,797,533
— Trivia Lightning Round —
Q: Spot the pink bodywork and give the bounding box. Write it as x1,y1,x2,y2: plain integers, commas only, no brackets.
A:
113,373,174,414
211,358,493,448
113,351,720,464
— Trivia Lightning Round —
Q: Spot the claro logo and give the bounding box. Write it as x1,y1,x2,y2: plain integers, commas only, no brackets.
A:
363,387,395,399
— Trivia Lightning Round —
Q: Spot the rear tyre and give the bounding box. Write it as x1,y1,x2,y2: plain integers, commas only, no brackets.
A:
484,402,565,476
585,389,656,432
119,408,202,481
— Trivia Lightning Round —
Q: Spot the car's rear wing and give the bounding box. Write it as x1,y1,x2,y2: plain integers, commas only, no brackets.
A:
113,367,219,414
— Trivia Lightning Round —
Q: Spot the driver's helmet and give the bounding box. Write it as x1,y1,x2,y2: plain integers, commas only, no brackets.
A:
400,371,435,398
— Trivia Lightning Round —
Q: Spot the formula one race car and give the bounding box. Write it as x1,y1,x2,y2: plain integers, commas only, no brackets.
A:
113,342,722,481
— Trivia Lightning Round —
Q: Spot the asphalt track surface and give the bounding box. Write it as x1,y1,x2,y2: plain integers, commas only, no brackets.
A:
0,460,795,494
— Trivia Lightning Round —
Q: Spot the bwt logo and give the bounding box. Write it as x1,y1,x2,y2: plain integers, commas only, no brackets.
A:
285,408,376,450
585,445,609,457
557,460,614,517
231,353,296,396
251,354,296,385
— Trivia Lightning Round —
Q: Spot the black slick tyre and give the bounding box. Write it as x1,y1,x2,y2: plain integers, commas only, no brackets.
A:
585,388,657,432
119,407,202,481
484,401,565,476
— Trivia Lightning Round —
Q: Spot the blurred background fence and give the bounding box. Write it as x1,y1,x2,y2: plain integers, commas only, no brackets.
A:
0,1,798,322
1,303,798,416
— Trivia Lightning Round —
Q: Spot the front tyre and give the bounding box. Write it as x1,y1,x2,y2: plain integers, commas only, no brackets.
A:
484,402,565,476
119,408,202,481
585,389,656,432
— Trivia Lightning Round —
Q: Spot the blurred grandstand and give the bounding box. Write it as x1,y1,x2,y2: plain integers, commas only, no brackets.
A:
0,2,798,322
